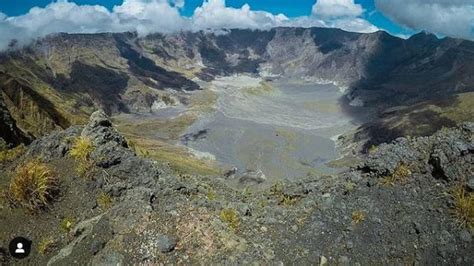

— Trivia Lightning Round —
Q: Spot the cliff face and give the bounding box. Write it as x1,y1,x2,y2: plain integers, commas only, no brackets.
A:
0,28,473,144
0,93,30,145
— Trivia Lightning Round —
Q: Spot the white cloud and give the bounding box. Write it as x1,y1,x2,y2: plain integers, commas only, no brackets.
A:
312,0,363,18
310,0,378,33
191,0,289,30
0,0,380,50
375,0,474,40
113,0,189,34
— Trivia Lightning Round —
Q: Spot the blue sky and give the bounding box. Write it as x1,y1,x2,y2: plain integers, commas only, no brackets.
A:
0,0,412,36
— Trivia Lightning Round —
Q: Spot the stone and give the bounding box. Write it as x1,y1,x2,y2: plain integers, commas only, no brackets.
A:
467,177,474,191
157,235,177,253
319,256,328,266
459,230,472,243
90,239,106,255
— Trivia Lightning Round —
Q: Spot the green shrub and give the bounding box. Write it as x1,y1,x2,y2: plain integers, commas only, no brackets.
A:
220,208,240,231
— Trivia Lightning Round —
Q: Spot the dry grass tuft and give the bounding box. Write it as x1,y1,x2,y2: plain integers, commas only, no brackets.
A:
382,163,412,186
352,210,367,224
0,145,26,163
220,208,240,231
60,217,76,233
97,192,113,210
70,137,94,178
37,237,55,255
8,159,58,211
269,181,299,206
451,186,474,230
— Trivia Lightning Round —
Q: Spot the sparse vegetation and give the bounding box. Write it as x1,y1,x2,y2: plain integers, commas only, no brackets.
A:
242,81,274,96
352,210,367,224
70,137,94,177
60,217,76,233
220,208,240,231
121,137,220,176
97,192,113,210
344,182,356,193
381,163,412,186
451,186,474,230
8,159,58,211
206,188,216,201
269,181,299,206
37,237,55,255
368,145,378,154
0,145,26,163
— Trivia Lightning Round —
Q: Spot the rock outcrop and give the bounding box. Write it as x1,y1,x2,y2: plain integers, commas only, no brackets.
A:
0,111,472,265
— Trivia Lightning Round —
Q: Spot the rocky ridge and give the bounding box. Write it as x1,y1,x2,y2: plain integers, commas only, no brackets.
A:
0,111,472,264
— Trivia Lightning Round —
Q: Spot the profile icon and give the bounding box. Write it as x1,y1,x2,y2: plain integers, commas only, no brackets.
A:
15,243,25,254
8,237,31,259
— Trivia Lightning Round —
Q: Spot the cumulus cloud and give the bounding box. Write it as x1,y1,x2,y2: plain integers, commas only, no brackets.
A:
375,0,474,40
192,0,289,30
312,0,363,18
310,0,378,33
113,0,189,34
0,0,379,50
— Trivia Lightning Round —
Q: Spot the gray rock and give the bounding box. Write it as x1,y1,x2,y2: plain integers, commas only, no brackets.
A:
90,239,106,255
467,177,474,191
27,126,82,159
157,235,177,253
80,110,161,186
459,230,472,243
239,169,267,184
81,110,128,149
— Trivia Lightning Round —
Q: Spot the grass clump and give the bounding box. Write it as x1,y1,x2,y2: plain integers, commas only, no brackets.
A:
352,210,367,224
37,237,55,255
60,217,76,233
8,159,58,211
368,145,378,154
97,192,113,210
69,137,94,178
451,186,474,230
0,145,26,163
206,188,216,201
220,208,240,231
269,181,299,206
382,163,412,186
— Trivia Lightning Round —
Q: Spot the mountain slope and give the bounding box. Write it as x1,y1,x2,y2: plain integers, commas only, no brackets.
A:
0,28,473,145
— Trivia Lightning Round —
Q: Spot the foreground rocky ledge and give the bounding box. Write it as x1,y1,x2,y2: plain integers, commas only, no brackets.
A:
0,111,472,265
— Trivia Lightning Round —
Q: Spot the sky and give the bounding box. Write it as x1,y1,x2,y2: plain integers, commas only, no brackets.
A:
0,0,473,50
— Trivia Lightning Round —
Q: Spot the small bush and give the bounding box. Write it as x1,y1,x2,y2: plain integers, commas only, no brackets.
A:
127,139,138,154
368,145,378,154
60,217,76,233
452,186,474,230
97,192,113,210
70,137,94,177
0,145,26,163
8,160,58,211
269,181,299,206
352,210,367,224
37,237,55,255
70,137,93,161
382,163,412,186
206,189,216,201
220,208,240,231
